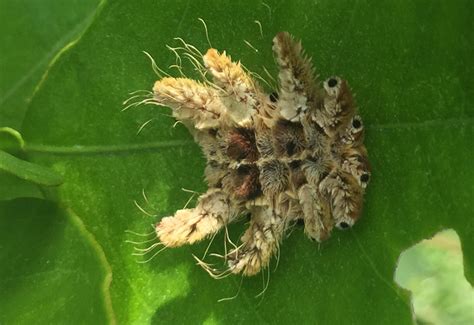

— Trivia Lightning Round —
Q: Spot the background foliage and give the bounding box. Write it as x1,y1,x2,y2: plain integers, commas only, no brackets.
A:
1,0,473,324
396,230,474,324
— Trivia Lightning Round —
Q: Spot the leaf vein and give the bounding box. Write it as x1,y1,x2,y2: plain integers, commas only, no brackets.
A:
24,139,194,155
66,206,116,325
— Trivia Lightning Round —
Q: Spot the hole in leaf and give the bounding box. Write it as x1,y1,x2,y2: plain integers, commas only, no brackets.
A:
394,229,474,325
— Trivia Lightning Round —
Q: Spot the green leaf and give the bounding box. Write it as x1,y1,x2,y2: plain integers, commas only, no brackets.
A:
0,128,43,200
0,172,43,200
0,150,63,186
0,198,112,324
0,127,25,151
0,0,101,200
7,0,474,323
0,0,100,129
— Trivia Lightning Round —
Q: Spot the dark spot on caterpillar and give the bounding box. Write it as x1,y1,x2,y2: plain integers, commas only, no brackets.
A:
360,173,370,183
352,119,361,129
328,78,338,88
338,222,350,229
289,160,302,169
286,141,296,156
208,128,218,137
270,92,279,102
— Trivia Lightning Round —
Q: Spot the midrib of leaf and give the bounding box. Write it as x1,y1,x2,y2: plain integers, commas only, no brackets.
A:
24,140,194,155
19,117,472,156
367,117,473,130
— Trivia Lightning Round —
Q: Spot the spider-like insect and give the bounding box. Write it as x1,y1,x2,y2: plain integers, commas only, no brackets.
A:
135,32,370,277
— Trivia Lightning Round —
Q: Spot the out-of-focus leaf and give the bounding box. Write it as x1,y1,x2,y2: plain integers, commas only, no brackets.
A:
0,0,100,129
395,229,474,325
0,0,101,201
0,127,25,151
0,150,63,186
0,172,42,200
0,198,111,324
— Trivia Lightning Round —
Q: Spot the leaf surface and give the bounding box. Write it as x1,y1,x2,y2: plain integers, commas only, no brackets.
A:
0,198,111,324
0,0,100,129
0,150,63,186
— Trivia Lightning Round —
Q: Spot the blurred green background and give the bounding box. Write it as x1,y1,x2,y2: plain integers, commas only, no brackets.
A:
1,0,473,324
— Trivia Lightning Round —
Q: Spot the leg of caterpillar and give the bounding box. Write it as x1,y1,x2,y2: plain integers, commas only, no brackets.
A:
203,49,259,104
272,32,319,122
227,207,285,276
297,184,333,242
314,77,356,138
340,146,371,189
203,49,260,126
156,189,237,247
153,77,225,129
340,115,365,146
318,169,363,229
275,192,303,223
338,115,371,188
